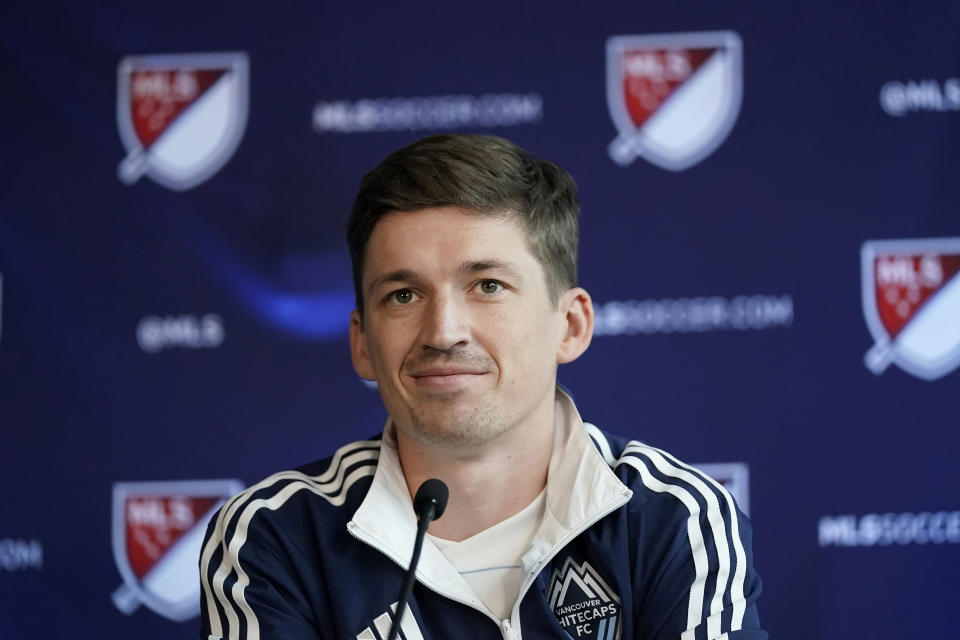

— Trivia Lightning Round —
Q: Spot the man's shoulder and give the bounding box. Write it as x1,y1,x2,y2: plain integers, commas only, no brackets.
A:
206,436,384,543
259,434,382,509
290,434,384,483
583,423,743,525
578,424,765,639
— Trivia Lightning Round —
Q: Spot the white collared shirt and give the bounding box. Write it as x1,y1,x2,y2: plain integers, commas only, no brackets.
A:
428,488,547,620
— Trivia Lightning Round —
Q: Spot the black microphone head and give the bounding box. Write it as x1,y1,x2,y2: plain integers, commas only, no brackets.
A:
413,478,448,521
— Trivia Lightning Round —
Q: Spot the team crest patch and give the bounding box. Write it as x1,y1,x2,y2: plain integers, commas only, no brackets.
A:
606,31,742,171
862,237,960,380
116,52,249,191
111,479,243,621
548,557,621,639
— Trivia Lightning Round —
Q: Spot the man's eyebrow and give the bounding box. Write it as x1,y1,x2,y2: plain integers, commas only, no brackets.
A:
366,269,419,294
366,261,524,294
459,259,524,279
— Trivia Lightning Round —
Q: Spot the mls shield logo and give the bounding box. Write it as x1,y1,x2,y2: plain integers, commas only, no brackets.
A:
862,237,960,380
111,479,243,621
548,557,622,639
116,52,249,191
607,31,742,171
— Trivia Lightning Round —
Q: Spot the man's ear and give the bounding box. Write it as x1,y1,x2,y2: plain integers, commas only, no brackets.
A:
349,309,377,380
556,287,594,364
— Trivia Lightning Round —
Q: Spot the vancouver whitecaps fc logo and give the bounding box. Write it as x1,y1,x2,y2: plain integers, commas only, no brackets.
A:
111,479,243,621
548,557,622,639
862,237,960,380
607,31,742,171
116,52,249,191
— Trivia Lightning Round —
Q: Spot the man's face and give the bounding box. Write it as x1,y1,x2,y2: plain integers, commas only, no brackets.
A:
350,206,568,449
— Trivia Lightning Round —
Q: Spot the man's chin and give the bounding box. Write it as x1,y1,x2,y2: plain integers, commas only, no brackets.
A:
404,404,502,448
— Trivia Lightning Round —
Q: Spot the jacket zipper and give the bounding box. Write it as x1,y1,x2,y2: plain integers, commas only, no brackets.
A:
507,490,633,637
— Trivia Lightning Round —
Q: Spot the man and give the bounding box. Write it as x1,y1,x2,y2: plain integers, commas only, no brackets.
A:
199,134,766,639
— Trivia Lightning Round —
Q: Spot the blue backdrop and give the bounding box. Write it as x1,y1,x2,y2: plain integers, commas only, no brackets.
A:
2,2,958,638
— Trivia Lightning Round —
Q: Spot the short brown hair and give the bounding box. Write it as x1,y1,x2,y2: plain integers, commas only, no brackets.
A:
346,134,579,312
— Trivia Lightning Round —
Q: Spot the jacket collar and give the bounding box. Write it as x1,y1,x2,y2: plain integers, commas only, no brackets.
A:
346,388,632,611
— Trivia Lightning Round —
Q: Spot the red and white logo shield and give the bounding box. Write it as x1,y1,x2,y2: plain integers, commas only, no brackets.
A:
607,31,742,171
862,238,960,380
116,52,249,191
111,479,243,621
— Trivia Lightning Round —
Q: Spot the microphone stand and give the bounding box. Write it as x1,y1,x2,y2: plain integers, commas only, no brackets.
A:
387,479,448,640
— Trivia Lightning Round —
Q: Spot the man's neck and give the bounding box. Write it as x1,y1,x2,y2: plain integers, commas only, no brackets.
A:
395,398,556,542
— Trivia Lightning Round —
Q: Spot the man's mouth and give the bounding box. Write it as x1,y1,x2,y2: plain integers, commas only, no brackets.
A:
407,368,488,389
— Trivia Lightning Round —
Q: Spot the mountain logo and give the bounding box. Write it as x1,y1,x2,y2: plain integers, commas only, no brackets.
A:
547,557,622,639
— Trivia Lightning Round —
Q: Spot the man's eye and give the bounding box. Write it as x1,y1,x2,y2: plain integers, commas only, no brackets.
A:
391,289,415,304
478,280,503,294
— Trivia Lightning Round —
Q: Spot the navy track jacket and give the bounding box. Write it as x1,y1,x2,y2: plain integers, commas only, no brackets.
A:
200,393,766,640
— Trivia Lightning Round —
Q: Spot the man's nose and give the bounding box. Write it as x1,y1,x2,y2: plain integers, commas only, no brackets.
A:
420,292,470,351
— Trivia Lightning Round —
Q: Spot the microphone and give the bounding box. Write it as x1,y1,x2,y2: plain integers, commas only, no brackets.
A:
386,479,449,640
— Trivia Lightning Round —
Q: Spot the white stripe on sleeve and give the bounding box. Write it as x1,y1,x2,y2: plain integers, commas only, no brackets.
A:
200,440,380,639
616,454,708,639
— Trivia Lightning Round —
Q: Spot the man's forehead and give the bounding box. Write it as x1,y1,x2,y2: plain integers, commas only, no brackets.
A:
362,208,536,284
374,206,520,232
366,208,526,255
